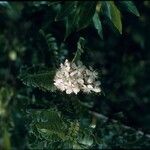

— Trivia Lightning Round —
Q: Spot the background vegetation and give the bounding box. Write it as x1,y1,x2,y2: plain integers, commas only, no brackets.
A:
0,1,150,149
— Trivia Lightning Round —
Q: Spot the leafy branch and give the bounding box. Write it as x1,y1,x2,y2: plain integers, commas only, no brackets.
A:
54,1,140,39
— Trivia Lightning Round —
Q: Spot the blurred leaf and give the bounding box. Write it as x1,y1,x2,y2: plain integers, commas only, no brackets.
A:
92,12,103,39
118,1,140,17
76,2,96,30
33,1,60,7
101,1,122,34
3,129,11,150
72,37,86,63
0,1,9,7
109,1,122,34
64,2,96,39
64,16,76,40
112,112,124,120
0,87,13,107
55,2,77,21
78,134,93,147
48,1,61,6
4,2,23,20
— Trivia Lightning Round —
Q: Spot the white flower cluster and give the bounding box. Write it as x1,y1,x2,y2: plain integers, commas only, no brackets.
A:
54,59,101,94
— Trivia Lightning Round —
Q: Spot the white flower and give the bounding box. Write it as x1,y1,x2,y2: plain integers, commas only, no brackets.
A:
66,88,72,94
53,59,102,94
82,85,93,93
77,78,84,85
70,70,78,76
87,77,94,84
93,87,101,93
72,86,80,94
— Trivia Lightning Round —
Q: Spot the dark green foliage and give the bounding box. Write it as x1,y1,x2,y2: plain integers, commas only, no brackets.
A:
0,87,14,150
72,37,86,63
54,1,139,38
18,65,56,92
0,1,150,150
118,1,140,17
27,108,94,149
56,1,96,39
93,12,103,39
109,1,122,34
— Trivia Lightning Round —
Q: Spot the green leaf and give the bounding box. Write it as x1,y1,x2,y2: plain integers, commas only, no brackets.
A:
5,2,23,20
64,2,96,40
36,110,66,137
118,1,140,17
101,1,111,19
76,2,96,30
0,1,10,7
78,128,94,147
72,37,86,63
47,1,61,7
3,129,11,150
28,109,67,145
78,134,93,147
101,1,122,34
109,1,122,34
18,65,56,92
92,12,103,39
64,16,76,40
55,2,77,21
0,87,13,107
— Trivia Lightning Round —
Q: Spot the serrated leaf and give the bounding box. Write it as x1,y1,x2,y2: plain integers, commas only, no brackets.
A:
36,110,64,128
18,66,56,92
32,109,67,140
93,12,103,39
118,1,140,17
